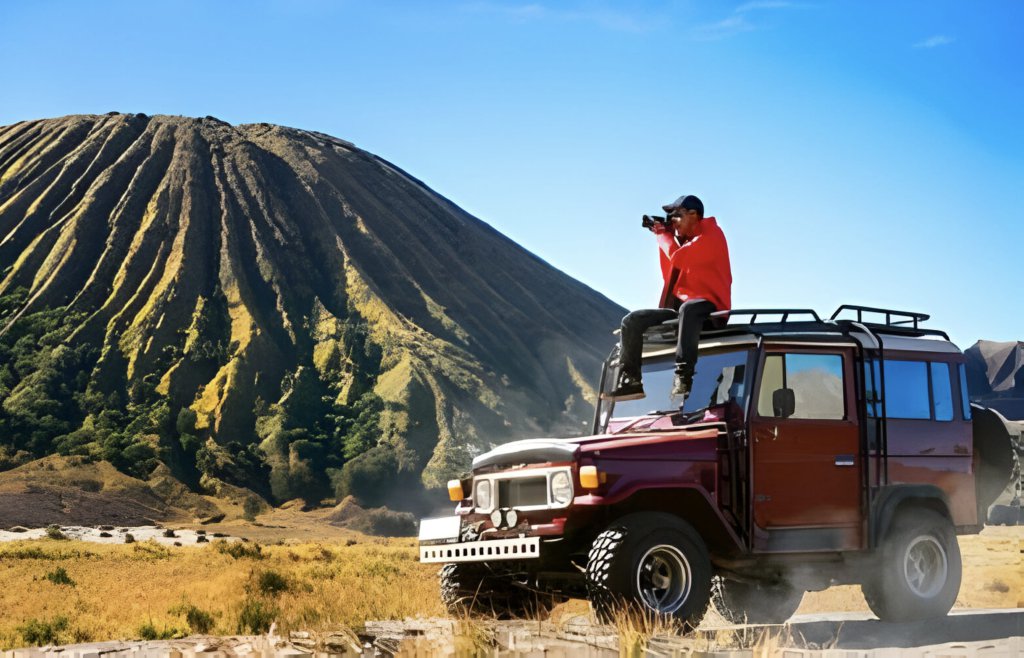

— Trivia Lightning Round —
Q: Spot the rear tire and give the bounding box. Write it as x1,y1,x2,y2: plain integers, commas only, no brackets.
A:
439,563,556,619
586,513,712,630
861,509,962,622
712,577,803,624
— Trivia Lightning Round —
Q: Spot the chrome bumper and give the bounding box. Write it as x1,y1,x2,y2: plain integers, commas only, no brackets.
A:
419,536,541,563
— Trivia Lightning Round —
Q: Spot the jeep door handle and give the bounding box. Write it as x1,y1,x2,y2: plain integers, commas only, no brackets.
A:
834,455,855,467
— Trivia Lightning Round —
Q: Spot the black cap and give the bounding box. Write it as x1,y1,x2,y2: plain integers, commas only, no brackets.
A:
662,194,704,217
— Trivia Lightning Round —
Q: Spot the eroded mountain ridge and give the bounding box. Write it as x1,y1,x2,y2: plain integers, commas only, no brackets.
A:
0,113,623,509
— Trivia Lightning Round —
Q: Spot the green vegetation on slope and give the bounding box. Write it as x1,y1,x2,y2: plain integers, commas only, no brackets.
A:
0,288,397,505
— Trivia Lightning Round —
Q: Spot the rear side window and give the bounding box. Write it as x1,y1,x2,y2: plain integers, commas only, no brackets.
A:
881,360,955,421
757,353,845,420
883,360,931,419
931,362,953,421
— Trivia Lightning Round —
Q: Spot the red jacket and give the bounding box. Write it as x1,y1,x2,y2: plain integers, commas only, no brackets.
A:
656,216,732,311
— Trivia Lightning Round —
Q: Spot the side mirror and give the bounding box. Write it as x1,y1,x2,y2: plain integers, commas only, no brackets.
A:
772,388,796,418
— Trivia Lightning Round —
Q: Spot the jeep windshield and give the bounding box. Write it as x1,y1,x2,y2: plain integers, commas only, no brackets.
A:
602,348,753,431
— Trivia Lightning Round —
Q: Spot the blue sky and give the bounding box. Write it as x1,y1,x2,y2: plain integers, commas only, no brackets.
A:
1,0,1021,347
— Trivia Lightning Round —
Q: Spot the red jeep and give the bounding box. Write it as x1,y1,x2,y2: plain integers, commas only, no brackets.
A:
419,306,1017,627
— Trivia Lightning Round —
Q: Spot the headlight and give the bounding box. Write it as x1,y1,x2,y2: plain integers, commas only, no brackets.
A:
474,480,492,510
550,471,572,505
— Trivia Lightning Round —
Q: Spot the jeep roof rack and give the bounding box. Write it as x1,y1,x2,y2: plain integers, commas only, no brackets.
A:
830,304,929,329
829,304,950,341
641,308,829,344
711,308,823,324
640,304,950,343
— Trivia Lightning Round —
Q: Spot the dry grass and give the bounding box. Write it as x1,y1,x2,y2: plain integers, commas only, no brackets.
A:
608,605,685,657
0,537,443,649
1,526,1020,650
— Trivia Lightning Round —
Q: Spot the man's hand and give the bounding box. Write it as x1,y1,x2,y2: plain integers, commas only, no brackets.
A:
651,221,671,235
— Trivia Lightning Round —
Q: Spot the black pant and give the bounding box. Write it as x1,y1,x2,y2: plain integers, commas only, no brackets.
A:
618,299,717,378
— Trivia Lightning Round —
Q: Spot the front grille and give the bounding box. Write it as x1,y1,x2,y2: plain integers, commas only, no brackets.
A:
498,476,548,507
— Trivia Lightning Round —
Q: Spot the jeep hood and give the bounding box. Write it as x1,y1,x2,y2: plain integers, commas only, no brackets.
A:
472,424,720,470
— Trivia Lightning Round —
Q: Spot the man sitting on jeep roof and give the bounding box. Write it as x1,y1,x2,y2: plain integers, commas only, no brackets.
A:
603,194,733,401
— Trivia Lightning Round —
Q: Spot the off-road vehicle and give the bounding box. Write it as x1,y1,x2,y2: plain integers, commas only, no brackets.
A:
418,305,1017,626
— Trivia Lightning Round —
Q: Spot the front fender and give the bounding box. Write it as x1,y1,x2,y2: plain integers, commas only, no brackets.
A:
574,482,744,555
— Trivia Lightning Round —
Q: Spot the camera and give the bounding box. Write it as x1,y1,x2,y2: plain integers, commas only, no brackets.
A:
641,214,670,230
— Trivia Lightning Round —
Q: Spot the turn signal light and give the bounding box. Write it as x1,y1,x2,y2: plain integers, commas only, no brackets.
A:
447,479,464,501
579,466,601,489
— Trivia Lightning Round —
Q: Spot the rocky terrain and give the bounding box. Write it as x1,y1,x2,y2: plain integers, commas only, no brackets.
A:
0,114,624,511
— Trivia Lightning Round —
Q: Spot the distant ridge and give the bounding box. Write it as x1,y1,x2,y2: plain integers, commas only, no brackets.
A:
966,340,1024,421
0,113,624,507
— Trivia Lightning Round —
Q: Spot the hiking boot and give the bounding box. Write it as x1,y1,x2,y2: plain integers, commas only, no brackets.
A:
671,371,693,401
601,371,645,401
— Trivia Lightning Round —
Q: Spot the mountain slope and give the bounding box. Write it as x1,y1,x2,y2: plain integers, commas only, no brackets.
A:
0,113,623,507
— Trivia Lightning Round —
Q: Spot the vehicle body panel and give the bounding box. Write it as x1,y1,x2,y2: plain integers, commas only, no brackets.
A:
749,346,863,550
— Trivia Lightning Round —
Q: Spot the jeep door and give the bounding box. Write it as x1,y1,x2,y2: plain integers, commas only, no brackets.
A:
749,347,863,552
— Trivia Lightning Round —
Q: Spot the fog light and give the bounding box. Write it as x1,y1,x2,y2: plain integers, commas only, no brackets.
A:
579,466,601,489
447,479,464,502
490,510,503,527
506,510,518,527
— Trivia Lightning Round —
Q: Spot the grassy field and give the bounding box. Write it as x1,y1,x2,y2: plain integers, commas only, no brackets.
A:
0,526,1020,650
0,536,443,648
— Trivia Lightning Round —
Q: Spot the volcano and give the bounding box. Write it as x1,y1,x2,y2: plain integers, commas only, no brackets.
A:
0,113,623,507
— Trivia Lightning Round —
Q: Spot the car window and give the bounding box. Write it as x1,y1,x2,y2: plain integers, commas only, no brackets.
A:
757,353,845,420
958,363,972,420
931,362,953,421
883,360,930,419
610,350,751,420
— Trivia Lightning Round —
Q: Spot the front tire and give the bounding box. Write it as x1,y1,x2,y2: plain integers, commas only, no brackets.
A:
586,513,712,630
861,509,962,622
712,577,803,624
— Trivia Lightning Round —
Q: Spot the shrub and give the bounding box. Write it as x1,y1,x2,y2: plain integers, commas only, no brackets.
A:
333,446,398,507
18,615,69,645
1,547,48,559
137,621,177,640
348,507,417,537
214,540,263,560
256,570,289,595
242,496,262,522
236,598,278,633
45,525,67,540
44,567,75,586
169,603,215,634
131,541,171,559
